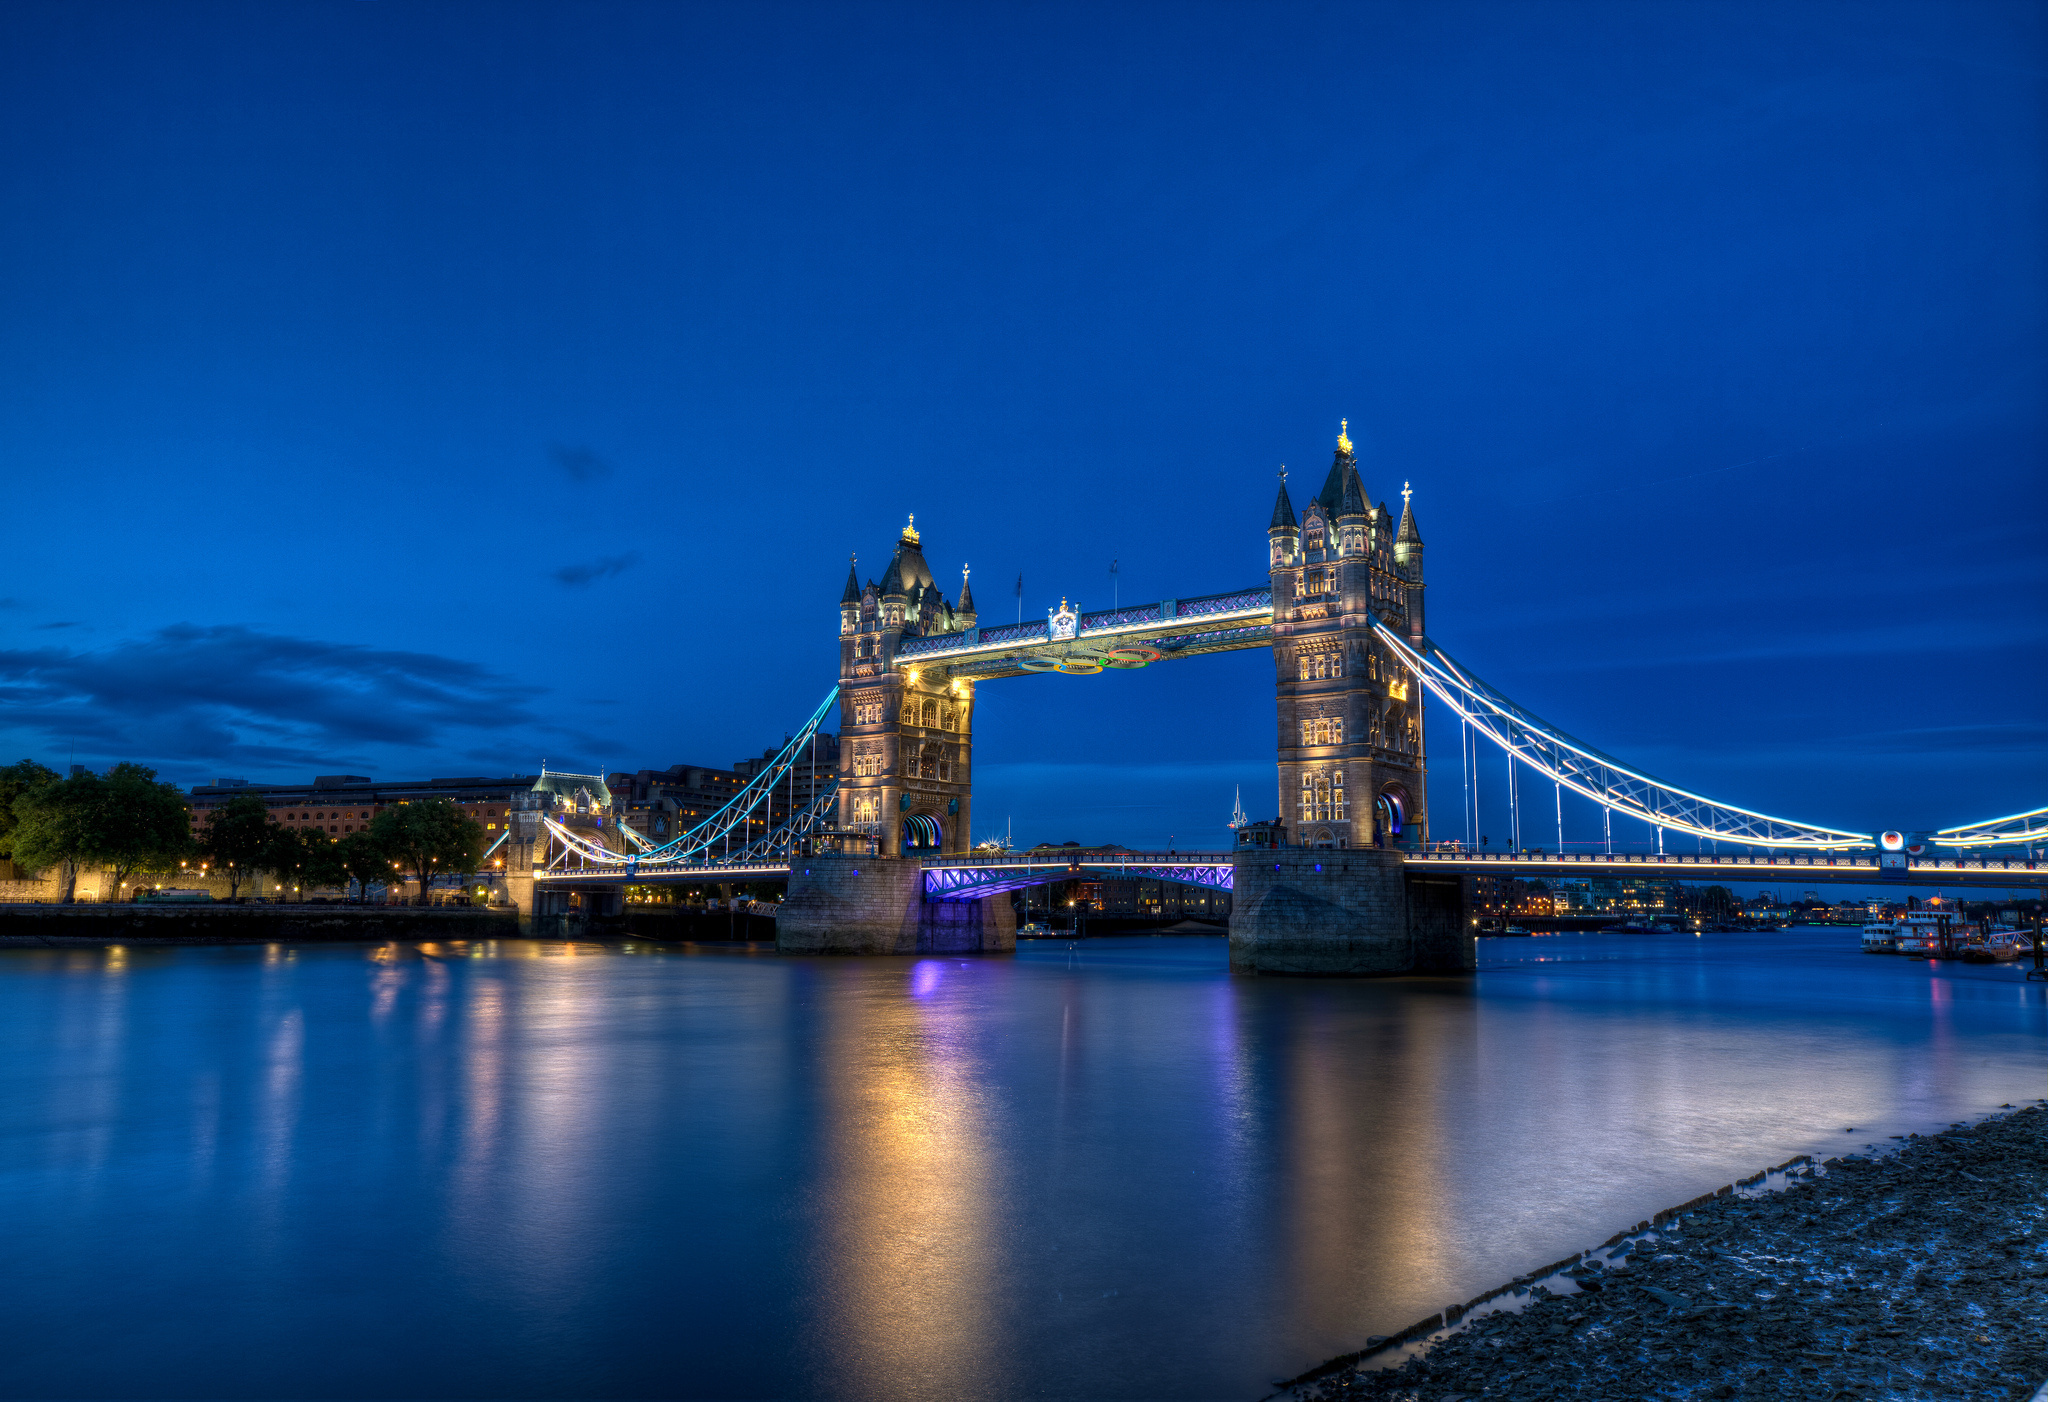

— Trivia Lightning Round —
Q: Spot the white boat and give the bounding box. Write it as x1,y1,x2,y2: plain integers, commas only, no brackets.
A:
1861,921,1901,953
1895,911,1948,958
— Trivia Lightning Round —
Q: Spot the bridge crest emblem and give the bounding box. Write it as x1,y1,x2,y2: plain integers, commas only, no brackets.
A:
1048,598,1078,642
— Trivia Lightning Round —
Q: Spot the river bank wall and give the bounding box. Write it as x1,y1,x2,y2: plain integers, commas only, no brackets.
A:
0,905,520,945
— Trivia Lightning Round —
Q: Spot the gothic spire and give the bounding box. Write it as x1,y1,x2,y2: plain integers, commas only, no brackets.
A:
1270,469,1298,530
879,546,906,598
958,565,975,614
840,554,861,604
1318,420,1357,516
1397,482,1422,545
1338,462,1367,518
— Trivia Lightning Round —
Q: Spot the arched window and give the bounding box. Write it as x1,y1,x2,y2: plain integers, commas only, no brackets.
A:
923,699,939,727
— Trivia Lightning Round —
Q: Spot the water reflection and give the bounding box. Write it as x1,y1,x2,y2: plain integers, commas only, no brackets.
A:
0,933,2040,1400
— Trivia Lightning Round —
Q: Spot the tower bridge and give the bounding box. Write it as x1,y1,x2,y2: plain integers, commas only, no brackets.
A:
516,425,2046,973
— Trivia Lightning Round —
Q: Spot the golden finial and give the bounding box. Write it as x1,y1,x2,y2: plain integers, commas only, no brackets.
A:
902,513,920,544
1336,419,1352,454
1402,480,1412,508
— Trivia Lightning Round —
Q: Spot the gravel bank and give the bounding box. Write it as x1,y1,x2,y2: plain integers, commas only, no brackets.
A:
1283,1103,2048,1401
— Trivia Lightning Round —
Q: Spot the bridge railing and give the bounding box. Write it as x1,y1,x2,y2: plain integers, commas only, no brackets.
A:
922,849,1235,868
1404,849,2044,873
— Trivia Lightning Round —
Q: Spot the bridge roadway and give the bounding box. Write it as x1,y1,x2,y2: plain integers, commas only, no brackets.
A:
532,847,2045,892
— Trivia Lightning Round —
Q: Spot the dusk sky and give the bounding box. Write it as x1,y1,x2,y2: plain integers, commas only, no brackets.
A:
1,0,2041,852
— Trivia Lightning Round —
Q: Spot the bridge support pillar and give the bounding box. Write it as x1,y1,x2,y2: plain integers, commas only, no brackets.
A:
778,854,1015,955
503,868,536,934
1229,849,1472,975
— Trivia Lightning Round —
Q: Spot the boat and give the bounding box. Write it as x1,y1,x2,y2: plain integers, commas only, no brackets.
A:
1500,925,1532,936
1958,927,2029,963
1611,920,1664,934
1861,921,1901,953
1017,922,1052,938
1895,911,1948,958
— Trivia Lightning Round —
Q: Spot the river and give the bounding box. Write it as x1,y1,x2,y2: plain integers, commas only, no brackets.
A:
0,930,2041,1400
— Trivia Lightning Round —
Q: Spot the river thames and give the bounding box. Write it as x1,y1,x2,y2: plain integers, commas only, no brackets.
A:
0,930,2041,1400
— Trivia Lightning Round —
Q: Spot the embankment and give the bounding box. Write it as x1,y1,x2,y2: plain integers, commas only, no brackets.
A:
0,904,520,945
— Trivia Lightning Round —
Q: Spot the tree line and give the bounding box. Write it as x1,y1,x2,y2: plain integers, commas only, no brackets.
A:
0,761,491,905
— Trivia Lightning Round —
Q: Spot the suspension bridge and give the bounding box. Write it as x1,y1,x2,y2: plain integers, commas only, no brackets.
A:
514,429,2042,968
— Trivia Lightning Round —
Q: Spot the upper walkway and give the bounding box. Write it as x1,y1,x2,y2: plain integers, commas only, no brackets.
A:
889,586,1273,680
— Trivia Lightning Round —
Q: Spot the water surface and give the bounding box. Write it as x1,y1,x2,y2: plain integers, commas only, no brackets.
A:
1,931,2041,1400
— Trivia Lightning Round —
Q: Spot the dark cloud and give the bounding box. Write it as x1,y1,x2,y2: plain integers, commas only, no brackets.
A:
553,553,639,587
33,621,80,630
549,443,611,482
0,625,542,769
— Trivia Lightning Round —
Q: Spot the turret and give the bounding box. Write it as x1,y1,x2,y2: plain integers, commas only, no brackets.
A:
1395,482,1424,641
839,555,861,635
956,566,977,630
1269,470,1298,569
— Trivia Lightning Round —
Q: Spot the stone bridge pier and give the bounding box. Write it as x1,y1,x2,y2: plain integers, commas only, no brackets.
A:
778,855,1015,955
1228,848,1473,975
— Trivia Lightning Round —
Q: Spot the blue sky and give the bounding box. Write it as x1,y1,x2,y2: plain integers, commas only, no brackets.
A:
0,0,2041,852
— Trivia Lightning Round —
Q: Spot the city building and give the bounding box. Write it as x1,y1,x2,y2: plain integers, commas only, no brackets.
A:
187,774,542,839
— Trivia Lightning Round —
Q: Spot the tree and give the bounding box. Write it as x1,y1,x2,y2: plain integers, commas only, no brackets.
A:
338,829,392,903
0,760,59,866
10,771,103,901
202,792,277,899
297,829,351,895
367,799,485,906
261,824,326,902
94,763,193,901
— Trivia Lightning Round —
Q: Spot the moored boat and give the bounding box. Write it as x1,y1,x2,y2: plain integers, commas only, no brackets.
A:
1958,927,2028,963
1861,921,1901,953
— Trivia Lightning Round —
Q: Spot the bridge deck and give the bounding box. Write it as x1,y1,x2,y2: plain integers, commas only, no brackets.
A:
1404,850,2046,888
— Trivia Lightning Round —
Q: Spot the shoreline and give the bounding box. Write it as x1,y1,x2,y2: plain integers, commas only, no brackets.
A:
0,904,519,946
1280,1103,2048,1401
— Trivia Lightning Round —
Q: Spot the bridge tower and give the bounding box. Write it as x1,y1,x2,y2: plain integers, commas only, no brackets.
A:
780,515,1011,954
1232,424,1467,976
1267,424,1429,851
834,516,976,858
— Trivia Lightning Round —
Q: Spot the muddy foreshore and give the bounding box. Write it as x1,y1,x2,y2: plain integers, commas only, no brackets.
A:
1282,1102,2048,1402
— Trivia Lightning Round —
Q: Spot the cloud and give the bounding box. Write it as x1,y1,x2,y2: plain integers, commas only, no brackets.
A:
0,598,17,609
0,625,542,770
549,443,611,482
553,553,639,587
33,621,80,630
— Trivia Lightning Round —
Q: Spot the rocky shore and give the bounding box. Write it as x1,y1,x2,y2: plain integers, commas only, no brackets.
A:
1283,1102,2048,1402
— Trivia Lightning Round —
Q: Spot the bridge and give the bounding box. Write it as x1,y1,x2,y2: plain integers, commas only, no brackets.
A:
512,426,2044,968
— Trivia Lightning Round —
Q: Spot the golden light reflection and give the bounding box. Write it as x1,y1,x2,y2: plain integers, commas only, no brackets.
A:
811,962,1002,1398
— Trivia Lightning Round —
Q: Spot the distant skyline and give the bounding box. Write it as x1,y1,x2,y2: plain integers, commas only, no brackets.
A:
1,0,2042,853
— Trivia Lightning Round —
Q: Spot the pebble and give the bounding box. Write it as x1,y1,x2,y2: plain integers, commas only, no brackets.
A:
1281,1103,2048,1402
